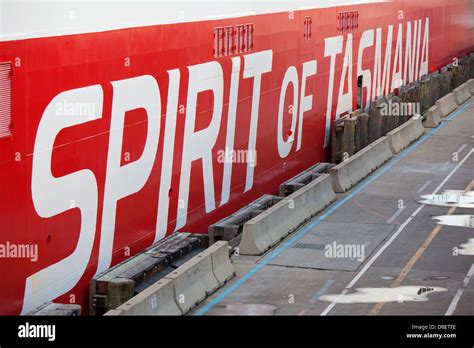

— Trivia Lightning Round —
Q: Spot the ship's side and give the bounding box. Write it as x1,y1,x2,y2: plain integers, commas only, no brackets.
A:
0,0,472,314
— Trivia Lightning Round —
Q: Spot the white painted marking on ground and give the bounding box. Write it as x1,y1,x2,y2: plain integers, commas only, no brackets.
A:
456,144,466,155
445,289,464,316
320,286,447,304
463,264,474,286
458,238,474,256
386,206,406,224
381,276,396,280
419,190,474,208
320,149,474,316
401,168,432,174
433,215,474,228
417,180,432,193
445,264,474,315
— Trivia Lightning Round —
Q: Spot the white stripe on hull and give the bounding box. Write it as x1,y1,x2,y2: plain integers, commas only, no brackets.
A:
1,0,387,42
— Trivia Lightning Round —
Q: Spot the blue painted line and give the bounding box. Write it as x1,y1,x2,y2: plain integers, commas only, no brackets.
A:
196,102,472,316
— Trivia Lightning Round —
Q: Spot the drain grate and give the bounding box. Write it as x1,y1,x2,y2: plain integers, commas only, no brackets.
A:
292,242,326,250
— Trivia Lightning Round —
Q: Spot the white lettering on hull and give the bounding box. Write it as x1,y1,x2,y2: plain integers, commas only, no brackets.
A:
155,69,181,242
27,17,430,309
98,75,162,273
175,61,224,231
242,50,273,192
25,85,103,314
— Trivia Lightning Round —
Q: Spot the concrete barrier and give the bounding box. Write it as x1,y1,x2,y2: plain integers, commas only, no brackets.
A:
239,174,336,255
104,241,235,316
330,136,393,193
206,241,235,286
423,105,442,128
435,93,457,117
468,79,474,95
113,278,182,316
165,251,219,314
453,83,471,105
90,232,205,315
387,117,424,154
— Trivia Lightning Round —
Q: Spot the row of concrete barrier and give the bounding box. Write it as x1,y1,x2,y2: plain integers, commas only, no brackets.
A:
330,96,412,163
238,174,336,255
89,232,206,315
106,76,473,315
238,119,424,254
219,70,474,255
330,77,473,194
424,78,474,127
105,76,474,316
233,78,474,257
417,57,472,128
105,241,235,315
37,54,474,317
331,54,472,162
